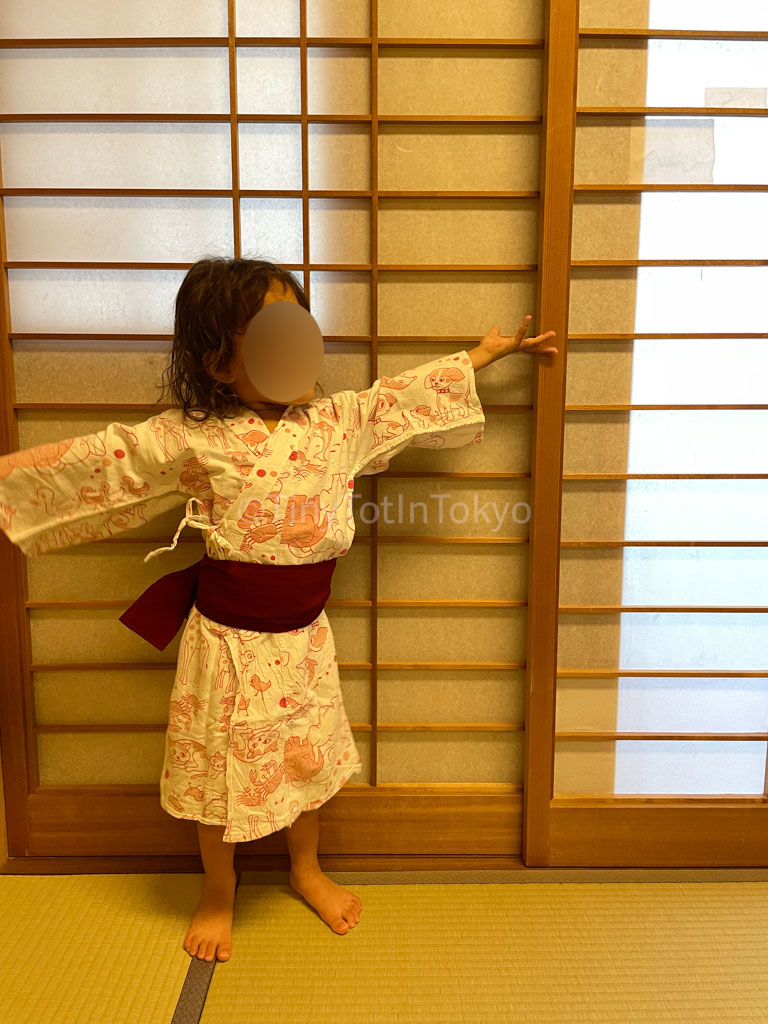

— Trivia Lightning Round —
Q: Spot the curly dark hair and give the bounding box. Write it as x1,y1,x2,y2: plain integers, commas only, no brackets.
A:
156,256,318,424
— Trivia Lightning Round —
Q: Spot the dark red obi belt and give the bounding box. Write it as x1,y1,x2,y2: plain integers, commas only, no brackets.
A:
119,553,338,651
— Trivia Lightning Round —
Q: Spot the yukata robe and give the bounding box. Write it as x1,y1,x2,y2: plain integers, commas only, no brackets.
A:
0,349,485,841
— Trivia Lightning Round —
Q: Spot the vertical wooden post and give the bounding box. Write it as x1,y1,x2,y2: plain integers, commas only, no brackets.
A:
522,0,580,865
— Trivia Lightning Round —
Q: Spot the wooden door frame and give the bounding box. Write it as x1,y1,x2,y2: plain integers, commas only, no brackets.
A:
523,0,768,867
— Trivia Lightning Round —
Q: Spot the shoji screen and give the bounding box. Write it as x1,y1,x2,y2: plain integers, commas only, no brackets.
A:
0,1,551,868
534,0,768,865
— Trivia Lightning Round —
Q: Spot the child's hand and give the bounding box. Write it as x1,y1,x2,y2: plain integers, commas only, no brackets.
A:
481,315,558,360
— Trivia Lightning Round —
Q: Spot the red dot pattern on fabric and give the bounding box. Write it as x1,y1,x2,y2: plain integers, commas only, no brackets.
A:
257,469,266,476
348,480,354,488
114,449,125,458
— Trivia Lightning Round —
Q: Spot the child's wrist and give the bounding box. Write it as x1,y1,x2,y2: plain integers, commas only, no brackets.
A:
467,344,497,372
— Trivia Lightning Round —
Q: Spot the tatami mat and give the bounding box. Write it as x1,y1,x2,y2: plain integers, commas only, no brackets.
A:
203,879,768,1023
3,872,768,1023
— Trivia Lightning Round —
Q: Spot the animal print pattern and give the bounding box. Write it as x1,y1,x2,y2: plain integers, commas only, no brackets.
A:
0,350,485,841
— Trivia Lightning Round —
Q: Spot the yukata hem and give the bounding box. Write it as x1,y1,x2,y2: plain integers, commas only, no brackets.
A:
159,759,364,843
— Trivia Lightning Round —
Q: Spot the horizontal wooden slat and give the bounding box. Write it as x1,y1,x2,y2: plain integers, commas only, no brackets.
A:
0,36,547,49
32,724,768,740
0,189,542,198
3,30,768,47
556,732,768,741
563,541,768,547
576,185,768,193
7,260,768,271
25,599,529,610
11,402,525,412
34,722,524,733
0,113,544,123
5,261,541,271
25,601,768,613
580,29,768,41
20,786,522,859
564,473,768,480
559,605,768,613
579,106,768,117
11,331,768,343
29,660,524,671
558,669,768,677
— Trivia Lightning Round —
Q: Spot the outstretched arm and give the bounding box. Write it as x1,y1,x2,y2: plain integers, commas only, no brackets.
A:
468,315,559,371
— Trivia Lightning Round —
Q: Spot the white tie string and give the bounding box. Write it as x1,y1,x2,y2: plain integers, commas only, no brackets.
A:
143,496,212,563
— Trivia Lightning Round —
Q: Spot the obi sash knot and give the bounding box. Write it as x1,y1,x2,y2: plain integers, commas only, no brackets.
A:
118,497,337,650
119,554,338,651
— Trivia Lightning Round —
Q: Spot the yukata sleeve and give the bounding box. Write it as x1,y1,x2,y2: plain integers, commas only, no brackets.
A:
0,408,197,557
333,349,485,477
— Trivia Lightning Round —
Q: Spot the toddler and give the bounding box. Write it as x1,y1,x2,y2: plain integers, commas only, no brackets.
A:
0,257,557,961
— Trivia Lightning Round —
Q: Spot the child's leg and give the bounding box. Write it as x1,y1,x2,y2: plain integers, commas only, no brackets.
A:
197,821,236,883
183,822,237,962
286,808,362,934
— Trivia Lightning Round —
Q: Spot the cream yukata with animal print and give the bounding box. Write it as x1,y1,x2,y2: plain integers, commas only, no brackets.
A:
0,350,485,842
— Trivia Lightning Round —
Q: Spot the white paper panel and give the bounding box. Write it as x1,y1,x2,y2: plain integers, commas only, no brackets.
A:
565,410,768,474
35,669,176,725
30,609,179,664
307,271,370,335
378,670,524,723
562,480,768,542
0,0,227,38
575,118,768,187
573,194,768,262
238,123,303,191
379,199,538,265
240,198,303,266
235,0,299,36
380,0,541,38
377,543,527,601
308,199,370,264
307,124,370,191
4,197,234,262
566,339,768,406
235,47,301,114
561,547,768,605
581,0,768,30
9,269,187,333
375,479,530,538
378,50,541,118
26,545,202,602
559,612,768,671
379,127,540,192
328,541,369,600
8,268,305,334
38,733,166,785
377,275,537,337
554,740,768,796
307,49,370,116
235,0,371,38
617,677,768,734
378,608,524,662
324,607,370,662
556,675,768,734
377,731,523,784
0,48,230,114
0,124,232,189
579,40,768,109
569,267,768,335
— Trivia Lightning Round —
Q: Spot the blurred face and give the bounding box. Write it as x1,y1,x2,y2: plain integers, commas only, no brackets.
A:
203,278,315,411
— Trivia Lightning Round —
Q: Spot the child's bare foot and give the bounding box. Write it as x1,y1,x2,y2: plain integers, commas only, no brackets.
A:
289,867,362,934
183,871,236,962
